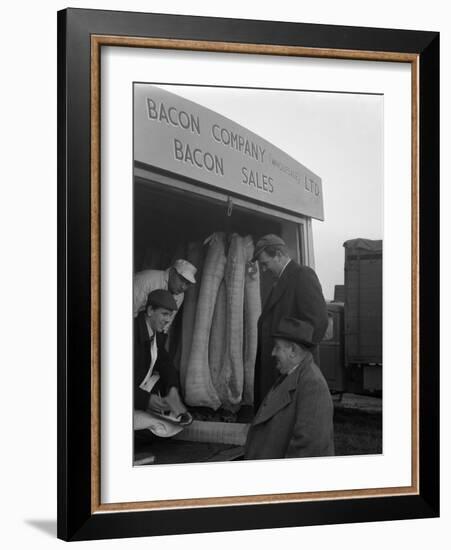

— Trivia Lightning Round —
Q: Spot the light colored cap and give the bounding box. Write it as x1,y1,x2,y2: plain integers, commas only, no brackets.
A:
134,410,184,438
173,259,197,284
148,418,184,438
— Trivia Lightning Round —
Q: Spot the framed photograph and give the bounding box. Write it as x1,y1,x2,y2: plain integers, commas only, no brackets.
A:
57,8,439,541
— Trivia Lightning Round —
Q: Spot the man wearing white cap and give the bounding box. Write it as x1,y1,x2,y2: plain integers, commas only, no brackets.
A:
133,259,197,328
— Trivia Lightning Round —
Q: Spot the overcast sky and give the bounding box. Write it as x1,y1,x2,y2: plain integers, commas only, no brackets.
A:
157,84,383,300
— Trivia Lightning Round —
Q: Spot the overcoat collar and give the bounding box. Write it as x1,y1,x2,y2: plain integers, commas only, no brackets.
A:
252,354,312,425
136,312,152,344
262,259,297,314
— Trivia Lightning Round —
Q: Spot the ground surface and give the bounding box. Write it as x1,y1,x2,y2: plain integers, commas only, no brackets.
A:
333,393,382,455
134,394,382,464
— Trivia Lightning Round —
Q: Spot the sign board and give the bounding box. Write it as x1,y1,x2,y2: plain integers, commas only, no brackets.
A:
134,84,324,221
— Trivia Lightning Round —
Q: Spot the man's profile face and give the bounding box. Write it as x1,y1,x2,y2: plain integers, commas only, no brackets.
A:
271,338,294,374
168,268,191,295
257,250,283,277
147,306,173,332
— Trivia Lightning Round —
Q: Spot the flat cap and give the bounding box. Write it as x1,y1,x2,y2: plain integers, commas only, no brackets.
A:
252,234,287,261
272,317,314,348
146,289,178,311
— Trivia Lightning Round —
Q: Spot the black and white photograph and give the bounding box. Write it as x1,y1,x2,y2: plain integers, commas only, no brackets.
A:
0,0,445,546
132,83,383,466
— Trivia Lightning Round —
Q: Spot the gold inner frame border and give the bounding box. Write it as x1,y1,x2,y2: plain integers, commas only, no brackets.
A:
90,35,420,514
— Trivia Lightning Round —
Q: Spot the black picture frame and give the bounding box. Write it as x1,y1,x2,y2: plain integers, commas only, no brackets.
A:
57,8,439,541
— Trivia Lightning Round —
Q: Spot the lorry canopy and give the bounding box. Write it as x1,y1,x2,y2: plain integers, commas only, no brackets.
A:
343,238,382,252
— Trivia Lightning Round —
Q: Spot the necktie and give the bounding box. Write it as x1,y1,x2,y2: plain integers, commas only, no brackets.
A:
264,278,278,308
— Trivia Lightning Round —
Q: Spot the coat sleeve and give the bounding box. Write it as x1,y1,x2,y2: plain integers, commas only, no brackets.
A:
285,375,334,458
294,267,328,343
133,271,150,318
134,316,151,411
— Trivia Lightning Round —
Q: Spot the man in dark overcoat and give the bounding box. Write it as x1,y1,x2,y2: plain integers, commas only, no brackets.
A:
253,234,328,409
244,317,334,460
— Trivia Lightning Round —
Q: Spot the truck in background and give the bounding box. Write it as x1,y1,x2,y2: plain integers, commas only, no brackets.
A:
319,238,382,395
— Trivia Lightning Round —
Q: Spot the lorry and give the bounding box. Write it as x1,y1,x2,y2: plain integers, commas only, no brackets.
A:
319,238,382,395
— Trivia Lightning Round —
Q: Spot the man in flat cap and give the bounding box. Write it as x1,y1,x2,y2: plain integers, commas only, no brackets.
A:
133,259,197,328
134,289,192,432
252,234,328,409
244,317,334,460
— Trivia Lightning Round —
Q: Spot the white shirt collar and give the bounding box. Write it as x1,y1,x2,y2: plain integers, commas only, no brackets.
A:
286,362,301,376
145,316,155,339
278,258,291,278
